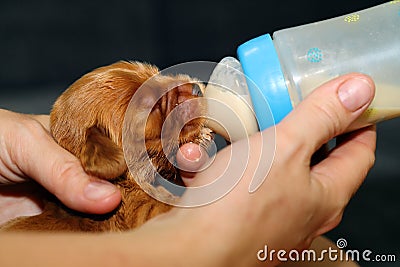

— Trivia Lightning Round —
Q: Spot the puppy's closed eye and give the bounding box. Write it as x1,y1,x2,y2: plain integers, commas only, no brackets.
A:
192,84,203,97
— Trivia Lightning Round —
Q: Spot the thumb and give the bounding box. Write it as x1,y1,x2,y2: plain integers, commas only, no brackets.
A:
279,73,375,157
11,121,121,214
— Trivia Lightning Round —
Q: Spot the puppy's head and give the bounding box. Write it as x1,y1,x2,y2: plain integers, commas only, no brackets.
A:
50,61,211,186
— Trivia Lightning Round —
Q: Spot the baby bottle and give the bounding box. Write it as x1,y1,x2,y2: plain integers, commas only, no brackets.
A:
205,1,400,141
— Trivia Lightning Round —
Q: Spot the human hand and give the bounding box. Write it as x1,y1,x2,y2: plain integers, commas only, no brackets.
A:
0,110,121,224
169,73,376,266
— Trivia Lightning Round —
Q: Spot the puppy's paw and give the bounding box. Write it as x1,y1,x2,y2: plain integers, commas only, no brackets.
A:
81,126,127,179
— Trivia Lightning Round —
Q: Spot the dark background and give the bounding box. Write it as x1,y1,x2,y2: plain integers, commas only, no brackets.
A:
0,0,398,266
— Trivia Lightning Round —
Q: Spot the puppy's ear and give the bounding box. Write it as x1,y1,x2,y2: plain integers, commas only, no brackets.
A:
80,126,127,180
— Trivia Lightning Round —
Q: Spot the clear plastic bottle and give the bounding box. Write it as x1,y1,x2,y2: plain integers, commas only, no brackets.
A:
205,2,400,140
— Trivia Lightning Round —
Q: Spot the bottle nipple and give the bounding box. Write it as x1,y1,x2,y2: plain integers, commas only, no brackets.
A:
204,57,259,142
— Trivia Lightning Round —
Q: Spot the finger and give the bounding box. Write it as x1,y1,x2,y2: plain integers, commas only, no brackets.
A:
311,125,376,204
176,143,209,185
278,73,375,159
0,182,44,225
10,120,121,214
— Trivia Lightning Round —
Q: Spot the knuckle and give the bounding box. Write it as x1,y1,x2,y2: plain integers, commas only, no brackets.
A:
362,149,376,178
54,159,82,182
310,100,343,138
369,152,376,168
310,180,346,232
362,147,376,171
20,117,49,140
51,158,84,196
352,137,376,171
275,123,308,163
6,117,48,164
22,116,44,130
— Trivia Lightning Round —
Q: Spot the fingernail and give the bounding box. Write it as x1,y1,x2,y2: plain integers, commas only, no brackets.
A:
181,143,202,163
338,78,373,112
84,180,117,201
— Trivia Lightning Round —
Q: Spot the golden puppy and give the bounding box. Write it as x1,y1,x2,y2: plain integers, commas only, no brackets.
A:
2,61,211,231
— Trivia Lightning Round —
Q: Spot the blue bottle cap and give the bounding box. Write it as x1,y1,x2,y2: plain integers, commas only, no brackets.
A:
237,34,293,130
